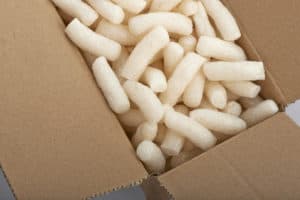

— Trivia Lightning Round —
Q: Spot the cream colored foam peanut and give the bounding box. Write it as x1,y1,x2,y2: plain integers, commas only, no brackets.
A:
160,53,207,106
223,101,242,116
178,35,197,53
136,141,166,173
118,109,144,128
132,122,158,147
177,0,199,16
86,0,124,24
196,36,246,61
193,1,216,37
163,42,184,77
191,109,246,135
203,61,265,81
52,0,98,26
123,80,164,123
129,12,193,36
111,48,129,82
183,72,206,108
164,108,217,150
241,100,279,126
239,96,264,109
223,81,261,98
92,57,130,114
111,0,146,14
201,0,241,41
141,67,167,93
65,19,121,61
96,20,138,46
150,0,182,12
121,26,170,81
205,82,227,109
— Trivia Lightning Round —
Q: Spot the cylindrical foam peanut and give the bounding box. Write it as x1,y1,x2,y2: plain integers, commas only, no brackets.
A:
163,42,184,77
160,53,207,106
196,36,246,61
136,141,166,173
128,12,193,36
164,109,217,150
118,109,144,127
190,109,247,135
92,57,130,114
177,0,199,16
239,96,264,109
121,26,170,81
111,0,146,14
240,100,279,126
178,35,197,53
86,0,124,24
65,19,121,61
205,82,227,109
223,101,242,116
96,20,138,46
150,0,182,12
203,61,265,81
201,0,241,41
161,129,185,156
111,47,129,82
193,1,216,37
223,81,261,98
123,80,164,123
52,0,98,26
170,149,202,169
141,67,167,93
132,122,158,147
183,72,206,108
200,98,217,110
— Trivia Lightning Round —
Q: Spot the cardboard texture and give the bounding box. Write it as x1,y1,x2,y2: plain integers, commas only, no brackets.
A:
0,0,299,199
0,1,147,199
159,113,300,200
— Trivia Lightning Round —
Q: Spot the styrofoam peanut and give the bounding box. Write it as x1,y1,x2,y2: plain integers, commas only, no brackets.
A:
223,101,242,116
136,141,166,173
203,61,265,81
65,19,121,61
132,122,158,147
205,82,227,109
177,0,199,16
201,0,241,41
128,12,193,36
160,53,207,106
170,149,202,169
52,0,98,26
223,81,261,98
118,109,144,128
183,72,206,108
178,35,197,53
196,36,246,61
200,97,217,110
164,108,217,150
239,96,264,109
92,57,130,114
123,80,164,123
111,0,146,14
111,47,129,82
241,100,279,126
86,0,124,24
96,20,138,46
193,1,216,37
190,109,247,135
121,26,170,81
141,67,167,93
163,42,184,77
150,0,182,12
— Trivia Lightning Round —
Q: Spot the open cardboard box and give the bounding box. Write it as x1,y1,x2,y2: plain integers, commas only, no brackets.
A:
0,0,299,199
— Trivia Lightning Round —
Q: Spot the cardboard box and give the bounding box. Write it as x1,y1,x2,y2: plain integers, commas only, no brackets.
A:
0,0,299,199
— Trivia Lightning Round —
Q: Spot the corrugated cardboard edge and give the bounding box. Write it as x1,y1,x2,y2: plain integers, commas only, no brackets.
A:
141,176,174,200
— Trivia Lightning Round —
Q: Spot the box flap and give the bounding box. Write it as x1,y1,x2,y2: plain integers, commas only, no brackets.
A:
159,113,300,200
225,0,300,104
0,1,147,199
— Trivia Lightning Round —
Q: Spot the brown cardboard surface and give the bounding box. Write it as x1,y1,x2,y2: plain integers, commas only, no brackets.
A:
225,0,300,104
159,113,300,200
0,1,147,199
